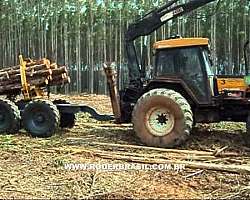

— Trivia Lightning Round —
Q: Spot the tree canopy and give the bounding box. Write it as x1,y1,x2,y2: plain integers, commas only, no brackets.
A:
0,0,249,93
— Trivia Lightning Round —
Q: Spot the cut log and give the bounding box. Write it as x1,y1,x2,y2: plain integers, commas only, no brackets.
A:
50,63,58,69
0,72,53,88
0,68,52,83
27,68,52,77
0,57,69,96
50,73,67,81
0,65,19,73
0,71,9,79
50,77,71,86
26,64,50,71
51,66,68,76
0,64,49,80
0,61,49,73
0,77,48,92
26,58,50,67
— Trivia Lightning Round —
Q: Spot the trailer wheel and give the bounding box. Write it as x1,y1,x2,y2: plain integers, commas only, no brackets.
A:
53,99,76,128
0,99,20,134
132,88,193,148
22,100,60,138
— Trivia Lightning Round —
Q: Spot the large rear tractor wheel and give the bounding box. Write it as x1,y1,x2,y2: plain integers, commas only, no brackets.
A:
0,99,20,134
53,99,76,128
22,100,60,138
132,89,193,148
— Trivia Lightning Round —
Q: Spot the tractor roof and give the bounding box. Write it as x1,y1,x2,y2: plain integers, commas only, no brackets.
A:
153,38,209,49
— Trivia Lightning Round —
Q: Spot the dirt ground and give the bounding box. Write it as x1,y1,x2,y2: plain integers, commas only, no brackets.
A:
0,94,250,199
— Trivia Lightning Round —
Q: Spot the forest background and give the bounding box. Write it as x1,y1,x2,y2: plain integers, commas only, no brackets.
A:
0,0,249,94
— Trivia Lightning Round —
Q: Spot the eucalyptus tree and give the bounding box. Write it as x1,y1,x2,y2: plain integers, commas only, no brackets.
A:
0,0,249,93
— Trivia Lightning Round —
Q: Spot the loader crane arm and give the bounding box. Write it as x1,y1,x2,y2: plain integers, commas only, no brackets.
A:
125,0,217,85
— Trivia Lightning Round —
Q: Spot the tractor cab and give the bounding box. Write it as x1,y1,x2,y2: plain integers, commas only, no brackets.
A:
152,38,250,104
152,38,214,104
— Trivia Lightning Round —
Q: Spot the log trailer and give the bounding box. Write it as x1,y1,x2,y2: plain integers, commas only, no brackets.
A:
0,56,112,137
0,0,250,148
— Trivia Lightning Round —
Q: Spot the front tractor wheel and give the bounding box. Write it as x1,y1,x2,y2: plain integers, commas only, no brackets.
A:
132,89,193,148
22,100,60,138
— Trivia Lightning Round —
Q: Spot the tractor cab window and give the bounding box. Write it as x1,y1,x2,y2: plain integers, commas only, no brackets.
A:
156,50,175,74
155,47,210,103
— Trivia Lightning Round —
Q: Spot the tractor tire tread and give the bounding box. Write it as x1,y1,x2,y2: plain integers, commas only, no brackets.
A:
23,100,60,137
132,88,193,147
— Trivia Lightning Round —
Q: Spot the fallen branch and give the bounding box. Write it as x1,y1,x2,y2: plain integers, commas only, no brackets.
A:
35,147,215,162
213,146,229,157
46,147,250,174
66,139,240,157
75,148,217,162
184,170,204,179
89,172,99,196
84,150,250,174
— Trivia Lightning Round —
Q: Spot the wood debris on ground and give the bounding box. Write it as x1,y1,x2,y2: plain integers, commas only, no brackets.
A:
0,94,250,199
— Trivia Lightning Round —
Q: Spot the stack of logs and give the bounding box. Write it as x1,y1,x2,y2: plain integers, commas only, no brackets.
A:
0,58,70,95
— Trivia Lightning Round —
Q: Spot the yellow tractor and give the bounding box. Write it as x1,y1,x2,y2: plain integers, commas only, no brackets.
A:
104,0,250,148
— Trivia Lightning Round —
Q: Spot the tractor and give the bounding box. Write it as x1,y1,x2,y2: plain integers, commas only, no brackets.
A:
104,0,250,148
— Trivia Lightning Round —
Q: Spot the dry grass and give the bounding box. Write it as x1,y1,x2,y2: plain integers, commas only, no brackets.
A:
0,94,250,199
